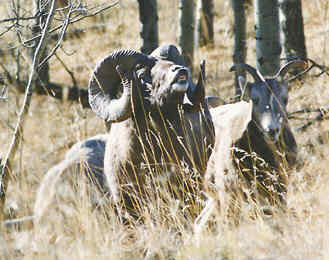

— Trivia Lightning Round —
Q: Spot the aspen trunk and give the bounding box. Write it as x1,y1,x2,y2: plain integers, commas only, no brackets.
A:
178,0,195,70
137,0,159,54
195,0,214,47
254,0,281,76
31,0,50,91
232,0,247,96
279,0,307,73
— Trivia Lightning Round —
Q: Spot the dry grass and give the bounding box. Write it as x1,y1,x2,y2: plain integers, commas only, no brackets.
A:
1,0,329,259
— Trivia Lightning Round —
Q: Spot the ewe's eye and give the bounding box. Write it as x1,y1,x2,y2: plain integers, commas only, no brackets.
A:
282,96,288,105
252,96,259,105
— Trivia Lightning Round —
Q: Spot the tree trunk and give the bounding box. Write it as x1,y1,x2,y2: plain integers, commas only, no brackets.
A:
31,0,50,92
137,0,159,55
254,0,281,76
195,0,214,48
232,0,247,97
178,0,195,70
279,0,307,72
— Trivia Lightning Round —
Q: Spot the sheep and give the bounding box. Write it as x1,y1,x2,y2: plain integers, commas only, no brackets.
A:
195,100,252,233
34,134,108,221
88,44,215,217
205,60,306,219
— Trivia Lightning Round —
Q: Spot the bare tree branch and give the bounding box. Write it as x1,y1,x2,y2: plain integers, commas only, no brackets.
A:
0,1,120,113
38,3,74,69
0,15,39,24
8,1,119,50
0,24,16,37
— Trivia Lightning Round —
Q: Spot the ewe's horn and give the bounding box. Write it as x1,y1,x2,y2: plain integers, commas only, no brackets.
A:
275,59,308,79
88,50,153,122
230,63,264,83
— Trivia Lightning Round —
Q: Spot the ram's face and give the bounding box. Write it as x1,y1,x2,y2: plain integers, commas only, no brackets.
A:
250,79,288,142
150,61,191,106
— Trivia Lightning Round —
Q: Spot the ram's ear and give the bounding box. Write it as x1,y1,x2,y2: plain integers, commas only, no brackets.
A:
186,60,206,112
131,70,151,113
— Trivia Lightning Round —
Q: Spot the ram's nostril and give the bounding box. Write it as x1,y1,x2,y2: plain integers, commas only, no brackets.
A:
267,127,279,138
268,129,275,136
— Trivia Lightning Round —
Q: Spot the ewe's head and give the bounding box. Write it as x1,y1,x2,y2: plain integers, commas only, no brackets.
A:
88,44,205,123
230,60,307,142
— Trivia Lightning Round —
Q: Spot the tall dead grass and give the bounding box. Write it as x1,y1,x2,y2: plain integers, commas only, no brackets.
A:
0,0,328,259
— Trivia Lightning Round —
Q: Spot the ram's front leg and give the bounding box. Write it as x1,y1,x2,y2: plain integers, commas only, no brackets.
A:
104,120,139,222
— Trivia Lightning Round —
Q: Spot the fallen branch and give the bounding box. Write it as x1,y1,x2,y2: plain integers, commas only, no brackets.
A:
293,105,329,132
14,80,90,108
3,216,35,230
288,106,329,118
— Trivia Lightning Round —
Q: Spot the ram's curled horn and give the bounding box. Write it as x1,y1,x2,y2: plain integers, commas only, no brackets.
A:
88,50,153,122
275,59,308,79
230,63,264,82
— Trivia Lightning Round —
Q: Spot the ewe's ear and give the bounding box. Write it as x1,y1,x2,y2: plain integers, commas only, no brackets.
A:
205,96,223,108
238,76,248,100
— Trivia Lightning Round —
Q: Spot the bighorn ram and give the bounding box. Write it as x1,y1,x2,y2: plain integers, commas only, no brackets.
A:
88,44,215,216
206,60,306,216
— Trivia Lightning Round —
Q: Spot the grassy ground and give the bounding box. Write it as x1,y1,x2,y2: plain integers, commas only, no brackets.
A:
0,0,328,259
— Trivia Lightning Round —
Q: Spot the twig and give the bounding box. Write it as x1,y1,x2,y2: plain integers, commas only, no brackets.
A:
0,24,16,37
38,4,74,70
0,0,57,221
287,58,329,82
54,53,77,87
